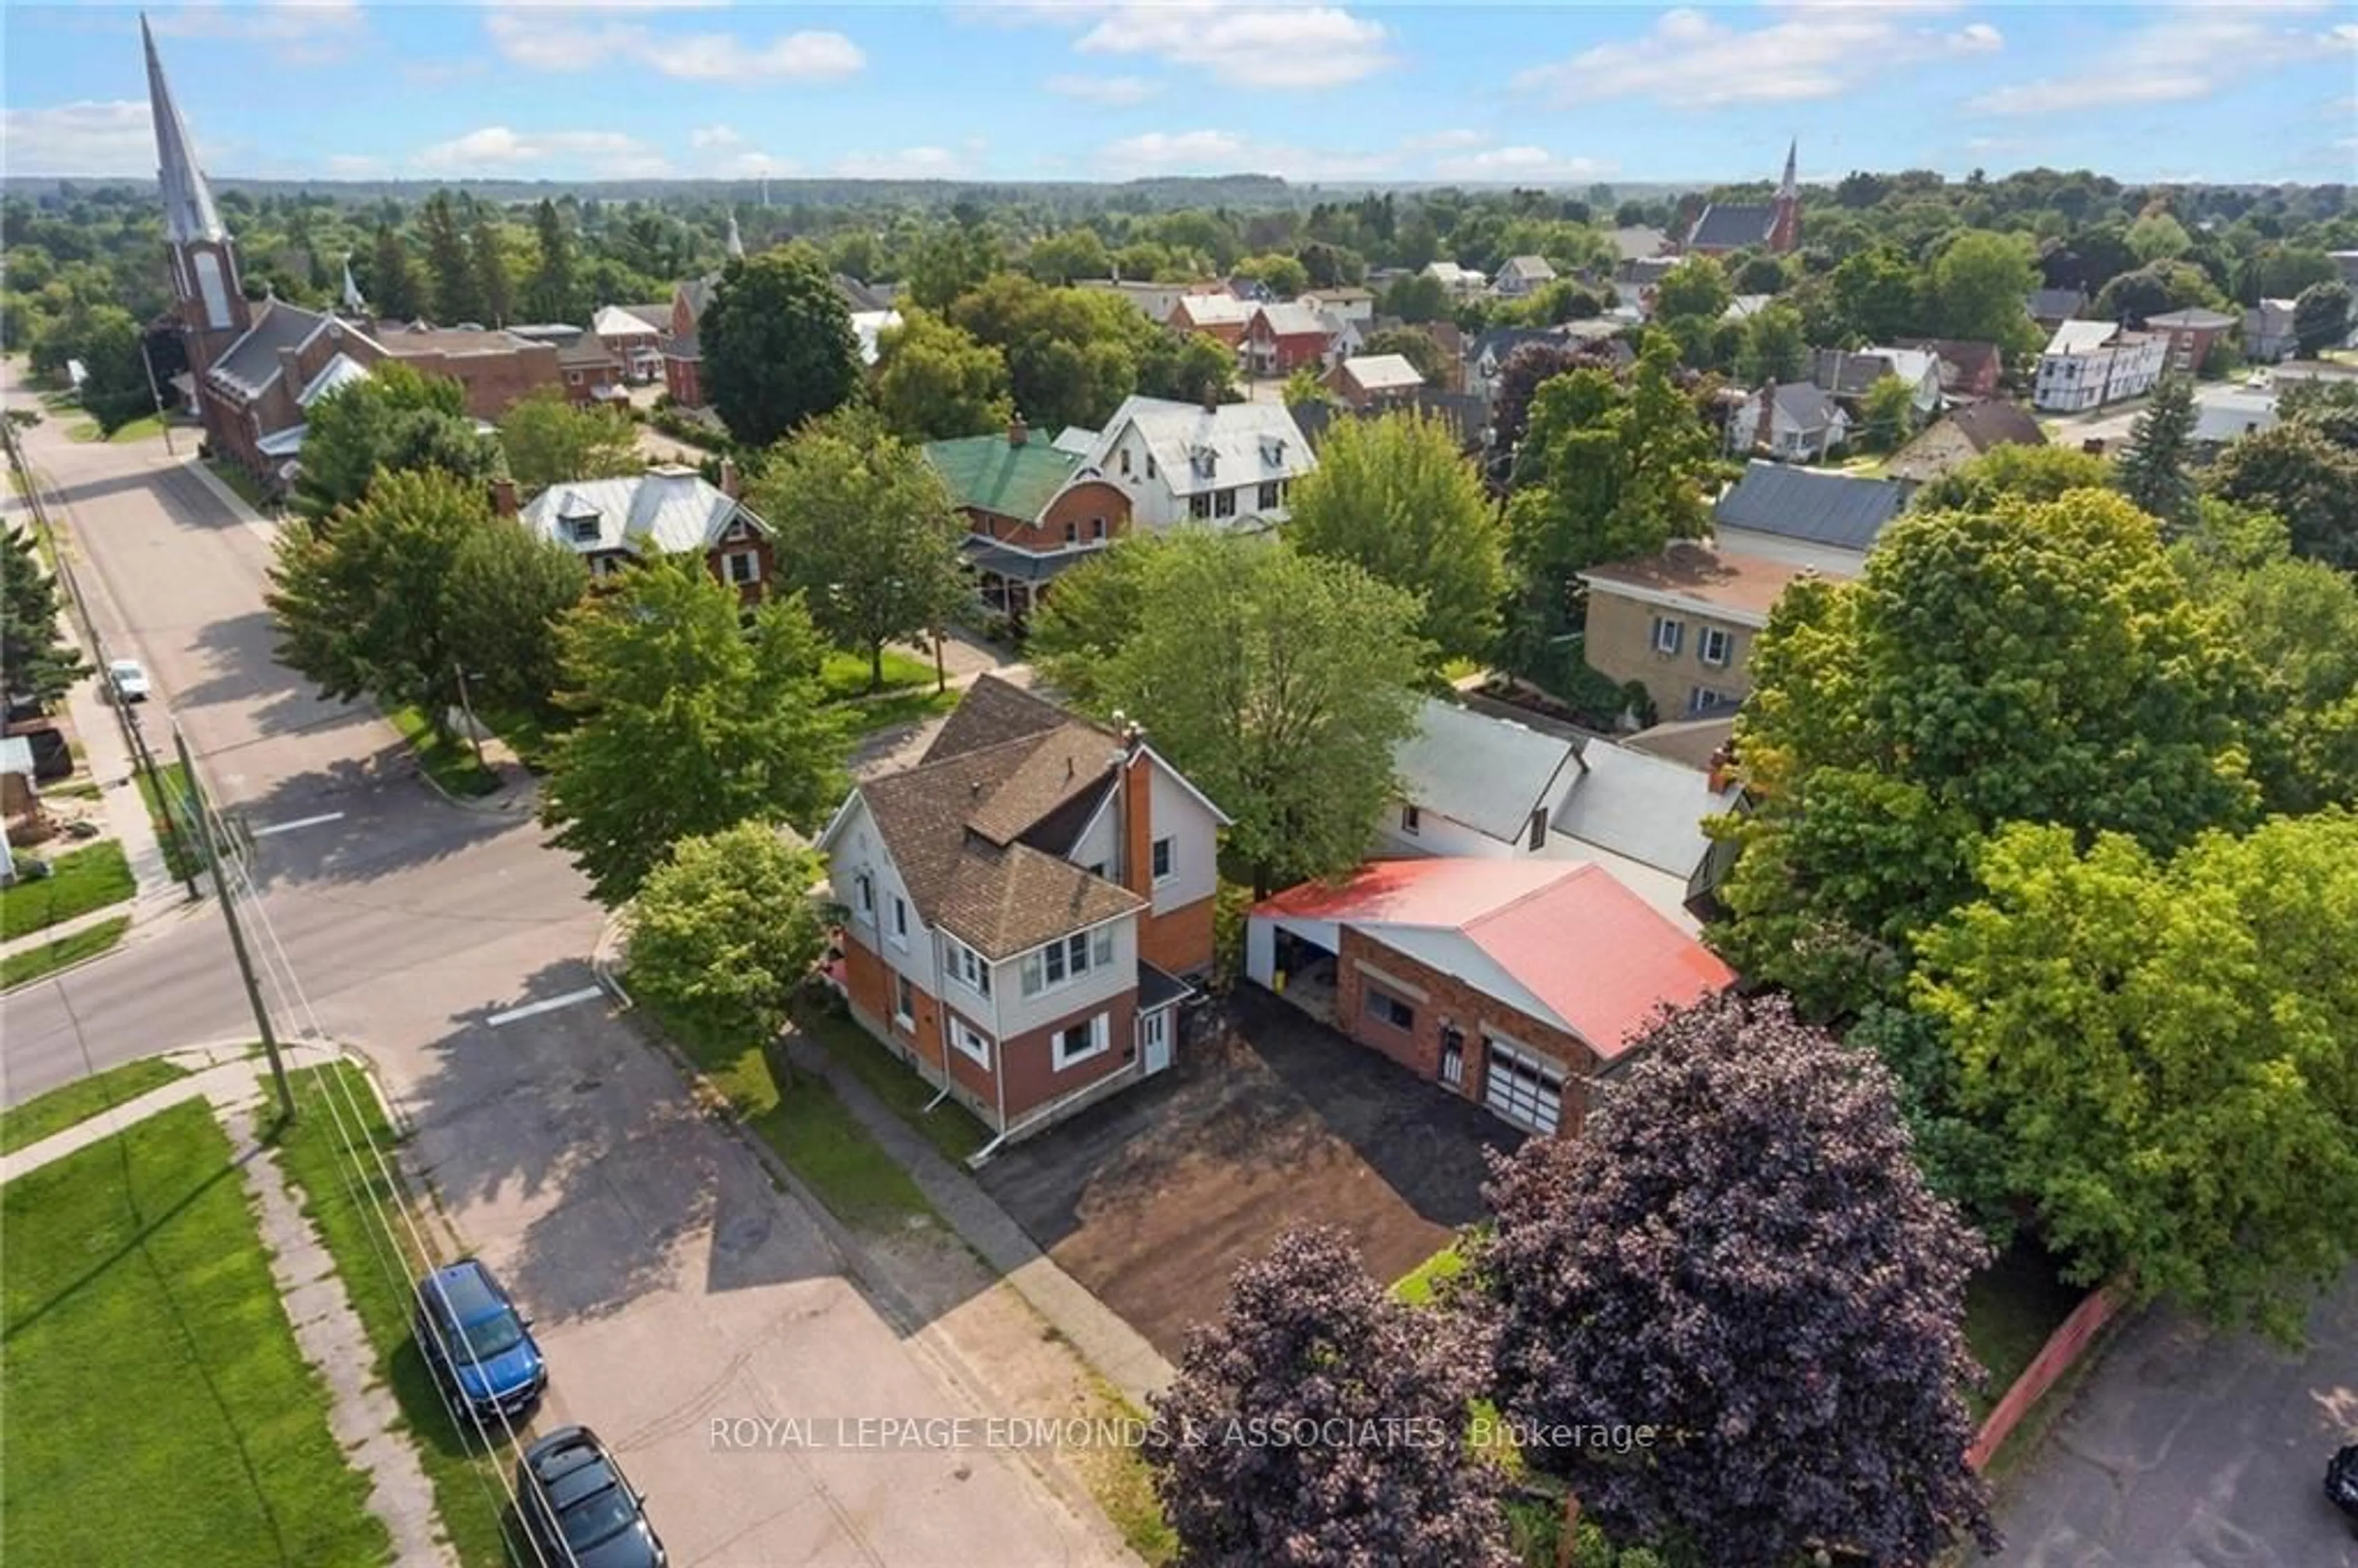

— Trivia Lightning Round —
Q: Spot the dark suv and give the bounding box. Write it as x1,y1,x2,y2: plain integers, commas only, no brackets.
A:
2329,1443,2358,1536
517,1426,667,1568
412,1259,545,1426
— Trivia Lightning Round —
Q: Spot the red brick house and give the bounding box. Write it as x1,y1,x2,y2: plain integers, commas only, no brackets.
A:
1245,301,1334,376
512,462,771,606
1896,338,2004,401
661,276,716,408
819,677,1231,1149
2142,308,2241,376
1246,858,1733,1136
1323,352,1425,411
592,303,669,383
923,419,1133,625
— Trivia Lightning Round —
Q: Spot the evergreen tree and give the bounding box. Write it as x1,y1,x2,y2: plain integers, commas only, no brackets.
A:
2112,375,2198,531
524,198,576,324
470,207,513,327
420,192,478,326
368,222,418,321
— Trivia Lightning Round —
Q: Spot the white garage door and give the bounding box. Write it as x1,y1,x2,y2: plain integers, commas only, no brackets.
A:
1483,1038,1564,1135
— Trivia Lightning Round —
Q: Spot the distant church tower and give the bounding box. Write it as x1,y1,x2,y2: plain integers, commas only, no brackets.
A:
726,212,747,261
144,14,249,378
1767,139,1801,254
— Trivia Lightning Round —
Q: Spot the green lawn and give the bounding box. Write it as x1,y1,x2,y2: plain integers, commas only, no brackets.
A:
0,915,131,990
820,645,939,702
793,999,989,1166
134,760,204,885
387,705,500,798
1,1099,391,1567
206,458,271,513
835,685,960,737
1963,1240,2085,1422
47,779,104,802
474,701,563,774
0,1056,188,1155
270,1064,510,1568
0,839,134,939
1392,1242,1467,1306
648,997,935,1230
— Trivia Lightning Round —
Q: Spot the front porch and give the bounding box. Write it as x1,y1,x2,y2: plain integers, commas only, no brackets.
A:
964,538,1102,629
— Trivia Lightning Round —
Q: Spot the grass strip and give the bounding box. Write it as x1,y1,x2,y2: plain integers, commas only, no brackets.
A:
0,1054,187,1154
388,705,500,798
0,914,131,990
0,839,134,939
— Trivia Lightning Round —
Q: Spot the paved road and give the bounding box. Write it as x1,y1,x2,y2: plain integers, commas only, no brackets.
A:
1994,1270,2358,1567
0,370,1118,1566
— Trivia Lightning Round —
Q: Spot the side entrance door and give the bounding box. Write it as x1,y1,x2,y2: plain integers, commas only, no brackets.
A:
1140,1007,1174,1076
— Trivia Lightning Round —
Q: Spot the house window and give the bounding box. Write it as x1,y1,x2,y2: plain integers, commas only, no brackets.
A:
1257,481,1282,510
568,516,601,545
1651,616,1684,656
1364,987,1415,1032
1400,804,1421,836
1091,517,1107,541
946,936,992,997
1151,836,1174,883
1086,863,1107,880
1020,926,1118,997
1687,686,1734,716
852,872,875,925
1146,456,1157,479
1189,493,1212,520
1051,1014,1111,1072
889,895,911,950
893,975,916,1029
1697,626,1732,668
951,1019,992,1068
1528,808,1547,852
1119,449,1133,476
725,551,761,586
1064,520,1078,546
567,371,582,386
1213,488,1238,519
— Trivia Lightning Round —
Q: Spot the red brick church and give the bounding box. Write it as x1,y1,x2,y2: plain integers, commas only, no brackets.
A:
1683,141,1802,258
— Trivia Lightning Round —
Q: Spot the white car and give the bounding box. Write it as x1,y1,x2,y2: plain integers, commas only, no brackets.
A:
107,658,150,704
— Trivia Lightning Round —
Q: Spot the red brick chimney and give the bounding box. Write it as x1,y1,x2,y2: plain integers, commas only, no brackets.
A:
489,476,518,517
1008,413,1028,449
718,457,741,499
1113,712,1154,901
1706,741,1739,794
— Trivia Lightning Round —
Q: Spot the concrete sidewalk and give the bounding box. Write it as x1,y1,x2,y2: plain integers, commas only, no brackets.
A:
784,1028,1176,1408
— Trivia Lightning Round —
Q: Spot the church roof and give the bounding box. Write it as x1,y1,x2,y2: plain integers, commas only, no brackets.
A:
142,17,227,247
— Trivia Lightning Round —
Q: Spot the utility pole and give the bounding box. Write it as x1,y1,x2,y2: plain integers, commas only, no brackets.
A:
453,665,486,773
130,710,202,901
173,726,293,1122
137,336,177,457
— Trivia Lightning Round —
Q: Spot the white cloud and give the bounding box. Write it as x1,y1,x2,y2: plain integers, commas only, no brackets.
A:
1519,2,2002,109
483,6,865,82
833,146,971,179
1969,4,2355,115
1044,73,1161,106
1432,146,1614,183
147,0,366,61
0,101,157,176
994,4,1393,89
1095,128,1394,181
689,125,744,149
415,125,671,177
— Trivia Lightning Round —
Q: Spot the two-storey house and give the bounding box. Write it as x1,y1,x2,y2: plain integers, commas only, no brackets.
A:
1075,395,1316,531
1577,541,1812,721
819,678,1230,1148
924,417,1134,626
512,463,772,606
2033,320,2168,412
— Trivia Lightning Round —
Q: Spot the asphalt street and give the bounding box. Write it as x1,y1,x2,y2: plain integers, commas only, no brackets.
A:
0,367,1119,1567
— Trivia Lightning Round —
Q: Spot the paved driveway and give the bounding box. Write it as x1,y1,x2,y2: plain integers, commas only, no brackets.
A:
1994,1268,2358,1567
978,988,1520,1357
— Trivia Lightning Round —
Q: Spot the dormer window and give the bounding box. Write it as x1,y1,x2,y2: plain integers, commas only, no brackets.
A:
1259,437,1286,464
1189,446,1216,478
567,515,600,545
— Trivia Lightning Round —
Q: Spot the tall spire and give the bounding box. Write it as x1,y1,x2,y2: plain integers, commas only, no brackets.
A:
143,14,227,247
341,253,367,315
725,211,746,260
1777,138,1798,203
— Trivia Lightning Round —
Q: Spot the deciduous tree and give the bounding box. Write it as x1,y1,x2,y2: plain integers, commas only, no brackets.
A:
498,392,640,496
1651,255,1732,324
1040,532,1426,896
1828,246,1924,345
1857,372,1920,452
748,408,971,691
870,310,1013,440
440,520,589,718
1911,442,2109,513
2207,414,2358,569
1913,815,2358,1340
290,362,495,524
2292,278,2353,357
947,275,1165,432
1926,230,2041,356
627,823,828,1049
702,246,861,448
1732,301,1807,387
1473,992,1996,1568
541,553,847,904
1144,1227,1516,1568
1286,410,1506,665
1,526,89,703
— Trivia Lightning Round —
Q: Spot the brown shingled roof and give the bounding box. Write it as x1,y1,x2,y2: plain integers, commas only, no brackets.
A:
923,674,1084,763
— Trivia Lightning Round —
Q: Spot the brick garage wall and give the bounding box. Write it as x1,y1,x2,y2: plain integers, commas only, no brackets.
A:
1141,895,1215,976
1332,923,1601,1136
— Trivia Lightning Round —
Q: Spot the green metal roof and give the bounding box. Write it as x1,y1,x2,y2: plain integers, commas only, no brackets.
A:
923,433,1081,522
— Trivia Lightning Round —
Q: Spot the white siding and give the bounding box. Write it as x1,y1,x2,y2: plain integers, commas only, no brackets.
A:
1245,918,1278,988
1067,795,1123,882
1100,421,1183,529
994,915,1138,1038
1374,804,1517,861
1148,760,1219,914
826,797,940,995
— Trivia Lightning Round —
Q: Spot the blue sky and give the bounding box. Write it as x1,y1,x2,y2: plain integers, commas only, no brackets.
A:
4,2,2354,188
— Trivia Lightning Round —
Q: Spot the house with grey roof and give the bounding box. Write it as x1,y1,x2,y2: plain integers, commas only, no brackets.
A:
1073,395,1316,531
1723,381,1850,462
1377,697,1742,930
1684,142,1801,257
514,464,773,605
1711,461,1912,576
2026,287,2091,331
1493,256,1558,298
817,675,1230,1149
1810,345,1944,427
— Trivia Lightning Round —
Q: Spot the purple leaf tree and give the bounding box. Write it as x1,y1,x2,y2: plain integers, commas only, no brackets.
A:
1472,993,1998,1568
